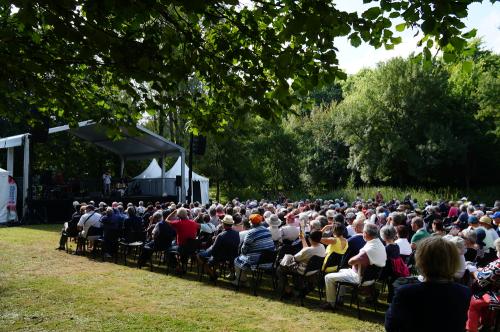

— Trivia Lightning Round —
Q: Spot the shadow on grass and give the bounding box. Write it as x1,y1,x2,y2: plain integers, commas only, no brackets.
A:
0,223,63,234
70,245,386,325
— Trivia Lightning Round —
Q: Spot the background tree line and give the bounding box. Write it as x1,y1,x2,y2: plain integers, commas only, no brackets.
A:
193,44,499,200
0,44,498,202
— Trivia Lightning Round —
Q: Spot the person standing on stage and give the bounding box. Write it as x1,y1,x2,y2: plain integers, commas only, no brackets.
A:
103,171,112,195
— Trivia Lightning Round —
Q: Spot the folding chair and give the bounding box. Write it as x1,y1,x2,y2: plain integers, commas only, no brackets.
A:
280,255,325,306
335,265,383,319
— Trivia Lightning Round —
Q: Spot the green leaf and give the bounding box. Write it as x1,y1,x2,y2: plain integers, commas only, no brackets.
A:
362,7,382,20
395,23,406,32
450,36,465,51
442,52,456,63
421,19,435,34
350,33,362,47
391,36,402,45
423,47,432,60
462,60,473,73
462,29,477,39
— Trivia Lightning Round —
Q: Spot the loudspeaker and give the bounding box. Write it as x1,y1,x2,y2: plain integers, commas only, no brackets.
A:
175,176,182,187
30,125,49,143
29,109,49,143
192,135,206,155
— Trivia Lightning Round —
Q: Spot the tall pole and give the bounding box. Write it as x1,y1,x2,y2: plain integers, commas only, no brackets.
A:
180,150,186,203
22,134,30,222
188,133,193,203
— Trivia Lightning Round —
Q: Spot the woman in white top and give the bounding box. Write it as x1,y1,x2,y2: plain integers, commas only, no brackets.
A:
395,225,412,256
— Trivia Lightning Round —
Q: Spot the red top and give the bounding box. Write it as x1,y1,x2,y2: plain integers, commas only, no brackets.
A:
169,219,199,246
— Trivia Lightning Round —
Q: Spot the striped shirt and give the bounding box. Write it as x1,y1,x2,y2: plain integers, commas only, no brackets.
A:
235,225,275,269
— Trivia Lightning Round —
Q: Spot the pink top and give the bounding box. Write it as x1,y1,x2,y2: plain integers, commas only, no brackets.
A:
448,207,459,218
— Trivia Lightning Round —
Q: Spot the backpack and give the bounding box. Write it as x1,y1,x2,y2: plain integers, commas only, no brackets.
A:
391,256,410,278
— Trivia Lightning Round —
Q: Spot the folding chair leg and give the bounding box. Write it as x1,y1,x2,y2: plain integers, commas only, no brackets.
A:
235,270,242,292
356,289,361,319
252,271,258,296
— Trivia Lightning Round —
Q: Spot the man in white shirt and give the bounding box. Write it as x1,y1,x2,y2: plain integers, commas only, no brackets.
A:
478,216,498,254
345,213,356,237
76,205,102,253
322,223,386,310
395,225,412,256
281,214,300,243
102,171,112,195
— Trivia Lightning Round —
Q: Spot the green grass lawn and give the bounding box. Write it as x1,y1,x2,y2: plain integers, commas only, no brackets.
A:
0,225,384,332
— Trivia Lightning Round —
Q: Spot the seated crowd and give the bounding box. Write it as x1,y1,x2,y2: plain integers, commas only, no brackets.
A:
57,194,500,332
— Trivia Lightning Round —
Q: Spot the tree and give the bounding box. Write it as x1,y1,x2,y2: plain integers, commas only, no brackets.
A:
446,42,500,186
334,57,476,186
287,104,350,191
0,0,491,132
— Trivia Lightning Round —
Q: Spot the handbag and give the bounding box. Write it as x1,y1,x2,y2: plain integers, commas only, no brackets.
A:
280,254,300,272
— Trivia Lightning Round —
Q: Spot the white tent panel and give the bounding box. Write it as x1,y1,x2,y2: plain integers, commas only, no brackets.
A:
165,157,209,182
165,157,209,205
133,158,209,204
134,159,162,179
0,168,9,224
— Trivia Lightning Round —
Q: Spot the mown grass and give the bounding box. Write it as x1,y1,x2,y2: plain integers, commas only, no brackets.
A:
0,225,384,332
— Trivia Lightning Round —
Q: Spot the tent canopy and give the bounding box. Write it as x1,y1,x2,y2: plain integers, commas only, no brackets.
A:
0,121,187,217
134,158,209,183
0,134,25,149
49,121,184,160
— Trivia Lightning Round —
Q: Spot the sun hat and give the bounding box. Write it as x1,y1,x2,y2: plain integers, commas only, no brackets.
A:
268,214,281,227
326,210,335,218
479,216,493,226
222,215,234,225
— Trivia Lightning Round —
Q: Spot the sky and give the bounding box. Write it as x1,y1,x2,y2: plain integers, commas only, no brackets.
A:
334,1,500,74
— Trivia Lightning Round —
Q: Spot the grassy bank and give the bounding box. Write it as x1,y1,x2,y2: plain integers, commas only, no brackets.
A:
309,186,499,206
0,225,383,331
211,186,498,205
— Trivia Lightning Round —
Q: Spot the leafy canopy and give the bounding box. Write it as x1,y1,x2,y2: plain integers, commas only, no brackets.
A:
0,0,495,131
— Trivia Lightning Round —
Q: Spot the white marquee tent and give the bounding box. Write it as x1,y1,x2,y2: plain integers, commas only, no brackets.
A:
0,168,9,224
133,157,209,204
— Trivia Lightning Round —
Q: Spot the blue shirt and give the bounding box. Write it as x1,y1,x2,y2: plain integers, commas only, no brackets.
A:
206,228,240,261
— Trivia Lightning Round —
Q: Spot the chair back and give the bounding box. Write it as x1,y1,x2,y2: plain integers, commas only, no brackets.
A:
304,255,324,273
360,264,383,284
181,238,201,256
322,252,343,272
257,250,277,267
277,242,302,261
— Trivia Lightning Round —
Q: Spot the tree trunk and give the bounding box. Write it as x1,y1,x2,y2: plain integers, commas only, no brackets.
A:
158,110,165,137
216,179,220,202
168,112,175,142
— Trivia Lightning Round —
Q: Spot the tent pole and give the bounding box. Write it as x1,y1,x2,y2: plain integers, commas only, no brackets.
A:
120,156,125,178
7,148,14,176
160,154,166,197
188,133,193,204
180,150,186,203
22,134,30,219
